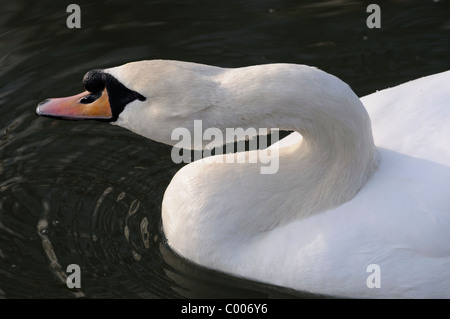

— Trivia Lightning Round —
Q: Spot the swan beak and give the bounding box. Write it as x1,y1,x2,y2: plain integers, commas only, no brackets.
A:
36,88,112,120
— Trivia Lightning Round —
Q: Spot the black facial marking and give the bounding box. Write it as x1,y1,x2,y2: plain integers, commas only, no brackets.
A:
83,69,105,93
80,91,102,104
82,69,146,122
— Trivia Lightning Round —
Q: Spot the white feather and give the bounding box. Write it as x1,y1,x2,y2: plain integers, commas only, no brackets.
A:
106,60,450,298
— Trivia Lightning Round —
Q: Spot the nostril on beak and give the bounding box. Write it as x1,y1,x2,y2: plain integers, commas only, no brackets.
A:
38,99,50,106
79,91,102,104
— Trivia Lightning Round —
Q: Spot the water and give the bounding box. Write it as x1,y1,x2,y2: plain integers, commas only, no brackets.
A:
0,0,449,299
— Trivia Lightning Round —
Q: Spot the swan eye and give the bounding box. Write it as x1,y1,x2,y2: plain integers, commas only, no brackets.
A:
80,91,102,104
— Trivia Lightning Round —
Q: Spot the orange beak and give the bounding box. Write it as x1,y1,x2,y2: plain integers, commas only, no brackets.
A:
36,89,112,120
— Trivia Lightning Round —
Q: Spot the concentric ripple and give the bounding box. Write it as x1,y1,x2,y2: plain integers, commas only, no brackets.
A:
0,111,303,298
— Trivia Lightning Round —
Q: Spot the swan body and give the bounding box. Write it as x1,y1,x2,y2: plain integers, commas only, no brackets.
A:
36,60,450,298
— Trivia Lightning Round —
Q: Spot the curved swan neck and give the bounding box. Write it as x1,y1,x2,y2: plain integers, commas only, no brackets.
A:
161,62,379,266
217,65,380,221
214,63,379,182
110,62,379,214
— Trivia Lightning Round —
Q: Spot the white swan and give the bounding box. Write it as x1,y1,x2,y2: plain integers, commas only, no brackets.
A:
36,60,450,298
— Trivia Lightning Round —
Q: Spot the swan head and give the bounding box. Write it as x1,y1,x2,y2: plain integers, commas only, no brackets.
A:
36,60,225,148
36,68,146,121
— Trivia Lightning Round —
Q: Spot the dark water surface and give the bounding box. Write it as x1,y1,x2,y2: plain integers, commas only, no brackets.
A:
0,0,449,299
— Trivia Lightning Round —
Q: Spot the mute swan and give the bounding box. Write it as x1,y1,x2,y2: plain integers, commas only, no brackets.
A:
36,60,450,298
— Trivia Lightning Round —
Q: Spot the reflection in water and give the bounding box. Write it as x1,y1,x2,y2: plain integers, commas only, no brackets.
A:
0,0,449,298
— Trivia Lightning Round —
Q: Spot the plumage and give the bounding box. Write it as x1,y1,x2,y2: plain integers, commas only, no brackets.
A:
37,60,450,298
